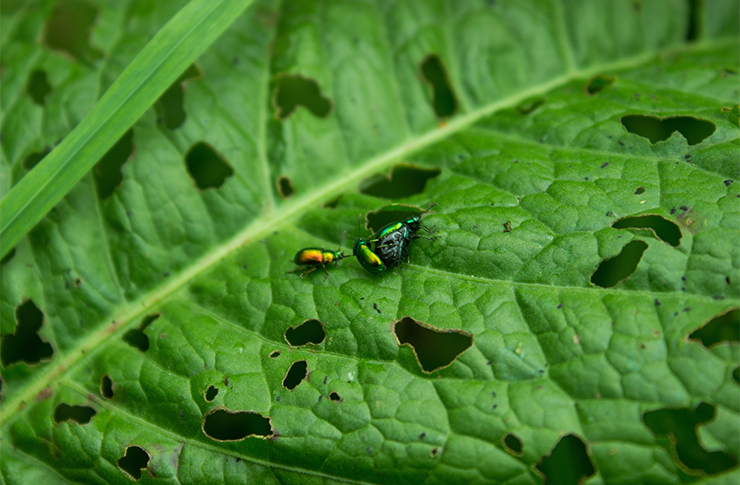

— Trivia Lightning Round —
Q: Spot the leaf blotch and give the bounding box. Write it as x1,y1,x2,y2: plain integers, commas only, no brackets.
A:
273,74,331,119
360,164,441,200
536,434,595,484
95,129,134,199
204,385,218,402
202,409,273,441
185,142,234,190
644,402,738,474
117,445,150,481
277,176,294,198
27,69,52,105
100,375,114,400
282,360,308,390
53,403,96,424
585,74,616,95
1,299,53,367
612,215,682,247
503,433,523,456
155,64,201,130
420,54,458,118
621,114,715,146
393,317,473,373
689,308,739,348
42,0,102,62
285,319,326,347
590,240,648,288
123,313,160,352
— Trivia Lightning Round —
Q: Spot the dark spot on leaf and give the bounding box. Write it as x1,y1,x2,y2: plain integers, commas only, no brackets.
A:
557,303,563,309
430,447,440,457
117,445,150,481
724,179,733,187
185,142,234,190
277,176,294,198
95,129,134,199
42,0,102,63
53,403,96,424
360,163,441,200
689,309,739,347
155,64,201,130
612,215,682,247
282,360,308,390
1,299,53,366
600,162,609,169
205,385,218,402
373,303,381,314
329,392,341,401
122,313,160,352
323,193,343,209
643,402,737,474
633,186,645,195
420,432,426,439
503,433,523,456
590,240,648,288
269,350,281,358
100,375,114,400
393,316,473,373
516,97,545,115
273,73,331,119
621,114,715,146
26,69,52,105
420,54,458,118
680,206,689,211
670,207,676,214
536,434,595,485
202,408,273,441
1,247,16,265
654,299,661,306
503,221,511,233
585,74,616,95
284,319,325,347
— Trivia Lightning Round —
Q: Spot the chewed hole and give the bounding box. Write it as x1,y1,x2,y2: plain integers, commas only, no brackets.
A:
185,142,234,190
42,0,102,62
420,54,458,118
282,360,308,390
536,435,595,484
643,402,737,474
329,391,341,401
503,433,523,456
95,129,134,199
53,403,96,424
621,115,716,146
273,74,332,119
1,299,53,367
117,445,150,481
205,385,218,402
360,163,441,200
323,194,343,209
516,98,545,115
27,69,52,105
585,74,616,95
155,64,201,130
633,186,645,195
284,319,326,347
100,375,114,400
277,176,294,198
122,313,160,353
202,409,273,441
269,350,281,359
590,240,648,288
612,215,682,247
367,205,430,233
22,148,51,171
393,317,473,373
689,308,739,347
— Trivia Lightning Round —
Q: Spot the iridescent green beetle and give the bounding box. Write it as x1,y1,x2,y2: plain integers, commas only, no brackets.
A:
348,216,386,274
290,247,345,278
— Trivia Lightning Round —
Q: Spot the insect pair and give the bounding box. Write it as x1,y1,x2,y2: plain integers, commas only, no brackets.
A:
289,204,438,278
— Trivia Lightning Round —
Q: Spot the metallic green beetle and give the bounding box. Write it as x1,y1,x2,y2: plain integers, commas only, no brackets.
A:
349,216,386,274
289,247,345,278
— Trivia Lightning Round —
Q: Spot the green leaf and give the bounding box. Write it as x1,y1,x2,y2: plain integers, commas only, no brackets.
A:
1,1,739,484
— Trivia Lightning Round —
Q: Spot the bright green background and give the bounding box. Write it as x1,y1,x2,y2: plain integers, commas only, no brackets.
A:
1,0,738,484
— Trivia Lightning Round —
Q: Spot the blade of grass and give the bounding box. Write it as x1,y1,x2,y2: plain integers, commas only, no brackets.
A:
0,0,255,258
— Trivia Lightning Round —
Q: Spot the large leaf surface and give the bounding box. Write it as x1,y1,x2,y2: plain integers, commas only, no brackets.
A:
1,1,738,484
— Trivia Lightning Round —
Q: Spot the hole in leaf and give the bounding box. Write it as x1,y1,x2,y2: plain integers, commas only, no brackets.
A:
643,402,737,474
269,350,281,359
360,163,441,200
585,74,615,95
516,97,545,115
26,69,52,105
22,148,51,171
273,74,331,120
536,434,595,485
1,299,53,367
420,54,458,118
53,403,96,424
202,409,273,441
590,240,648,288
1,247,16,265
284,319,326,347
282,360,308,390
621,115,716,146
100,375,114,400
277,176,294,198
205,385,218,402
329,392,341,401
689,309,739,347
42,0,102,63
122,313,160,353
155,64,201,130
323,194,343,209
633,186,645,195
366,205,430,233
612,215,682,247
185,142,234,190
94,129,133,199
503,433,523,456
117,445,150,481
430,447,440,458
393,316,473,373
